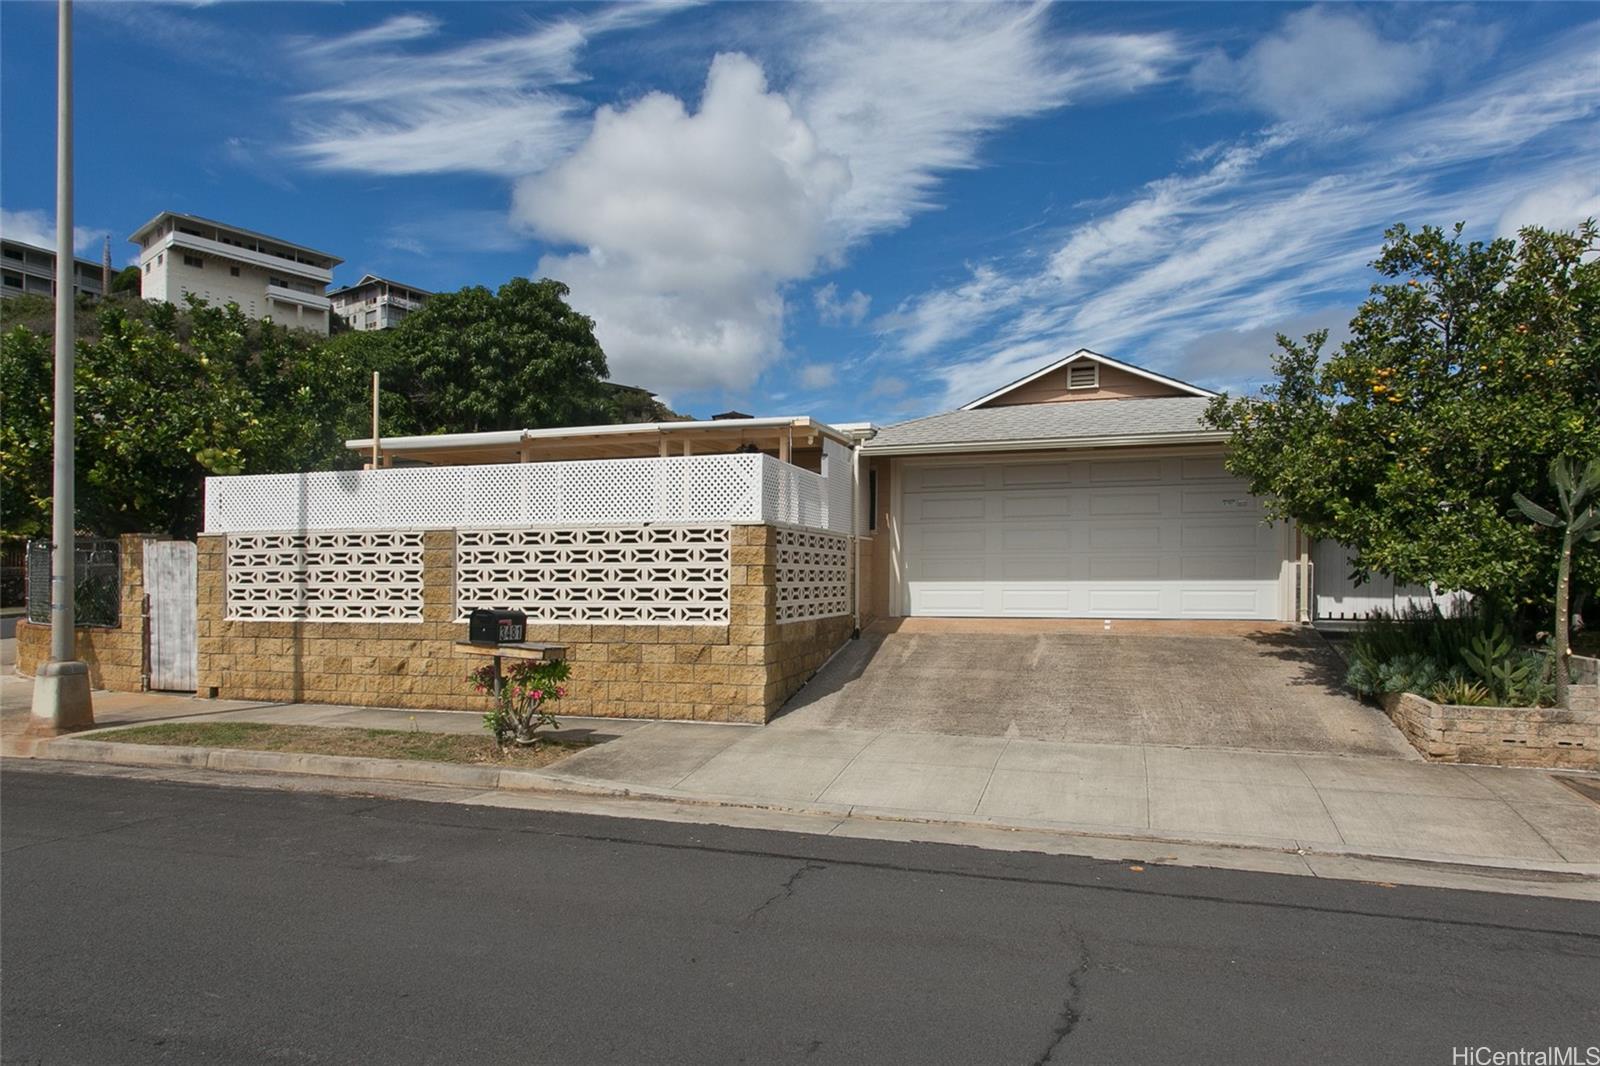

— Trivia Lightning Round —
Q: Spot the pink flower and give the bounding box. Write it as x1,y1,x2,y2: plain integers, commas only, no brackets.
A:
531,689,544,701
556,686,567,698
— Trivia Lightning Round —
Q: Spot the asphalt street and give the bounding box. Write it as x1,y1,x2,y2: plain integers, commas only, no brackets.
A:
3,764,1598,1065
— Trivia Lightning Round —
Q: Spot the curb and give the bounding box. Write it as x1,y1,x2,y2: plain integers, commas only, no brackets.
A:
11,735,1600,886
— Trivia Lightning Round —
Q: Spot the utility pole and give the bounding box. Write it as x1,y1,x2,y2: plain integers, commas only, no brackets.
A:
101,235,111,296
33,0,94,729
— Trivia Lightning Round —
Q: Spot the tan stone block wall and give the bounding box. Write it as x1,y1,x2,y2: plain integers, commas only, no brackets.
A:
1383,692,1599,769
16,533,155,692
197,524,852,724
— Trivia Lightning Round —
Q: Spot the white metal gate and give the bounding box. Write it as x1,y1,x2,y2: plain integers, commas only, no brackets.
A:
145,541,197,692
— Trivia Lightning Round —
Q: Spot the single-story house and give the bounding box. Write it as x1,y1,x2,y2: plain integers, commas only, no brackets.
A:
21,349,1451,719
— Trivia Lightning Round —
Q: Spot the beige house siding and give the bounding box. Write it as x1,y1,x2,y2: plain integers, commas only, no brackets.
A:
975,363,1189,407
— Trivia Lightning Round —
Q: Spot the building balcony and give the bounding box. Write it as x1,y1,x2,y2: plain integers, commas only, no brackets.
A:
265,284,332,311
156,232,334,285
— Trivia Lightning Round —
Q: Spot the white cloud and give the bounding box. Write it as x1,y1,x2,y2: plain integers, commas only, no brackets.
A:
904,21,1600,411
798,363,836,390
793,4,1183,243
514,54,850,392
878,265,1030,357
1495,174,1600,239
813,283,870,326
1174,309,1355,395
1192,6,1439,124
0,208,110,256
286,12,597,175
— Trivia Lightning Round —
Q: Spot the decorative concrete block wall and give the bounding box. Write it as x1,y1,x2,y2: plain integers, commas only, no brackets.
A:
1382,692,1598,769
196,525,854,723
16,533,153,691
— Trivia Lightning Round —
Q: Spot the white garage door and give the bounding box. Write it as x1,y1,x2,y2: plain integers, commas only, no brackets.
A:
901,455,1284,620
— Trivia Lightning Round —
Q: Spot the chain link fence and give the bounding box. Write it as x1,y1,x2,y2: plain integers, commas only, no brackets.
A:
25,538,121,628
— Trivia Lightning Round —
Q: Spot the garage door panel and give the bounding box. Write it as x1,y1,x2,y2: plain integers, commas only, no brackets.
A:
1001,494,1073,519
900,457,1282,620
909,585,986,615
1088,523,1163,550
1090,459,1163,483
1181,457,1230,480
914,555,986,581
1000,556,1073,579
1088,556,1162,580
1181,555,1273,580
1089,492,1163,516
906,466,987,491
1002,464,1075,488
1087,587,1163,614
1001,526,1073,553
1180,522,1266,550
999,586,1074,615
1179,587,1272,617
916,495,987,521
913,527,988,554
1180,489,1260,515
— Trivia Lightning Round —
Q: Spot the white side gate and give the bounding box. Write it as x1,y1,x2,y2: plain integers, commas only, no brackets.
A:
145,540,197,691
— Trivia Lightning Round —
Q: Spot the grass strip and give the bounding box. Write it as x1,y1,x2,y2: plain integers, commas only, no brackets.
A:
82,721,581,769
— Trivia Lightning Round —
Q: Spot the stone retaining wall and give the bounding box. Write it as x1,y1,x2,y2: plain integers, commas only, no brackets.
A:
1382,692,1599,769
197,525,854,724
16,533,153,692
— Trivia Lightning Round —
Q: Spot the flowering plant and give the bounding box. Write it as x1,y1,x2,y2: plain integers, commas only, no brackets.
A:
469,659,572,748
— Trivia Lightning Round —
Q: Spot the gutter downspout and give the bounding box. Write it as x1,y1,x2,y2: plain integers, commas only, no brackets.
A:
851,441,862,639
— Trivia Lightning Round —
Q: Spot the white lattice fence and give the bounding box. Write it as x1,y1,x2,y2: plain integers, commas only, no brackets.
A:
206,455,764,533
456,526,731,625
226,531,424,621
775,527,850,623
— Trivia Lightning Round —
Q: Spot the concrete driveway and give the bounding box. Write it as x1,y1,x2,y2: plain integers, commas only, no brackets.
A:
776,619,1415,758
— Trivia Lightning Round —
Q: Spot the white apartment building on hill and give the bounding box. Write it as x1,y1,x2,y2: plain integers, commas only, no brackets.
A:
2,238,105,300
328,274,431,331
130,212,342,335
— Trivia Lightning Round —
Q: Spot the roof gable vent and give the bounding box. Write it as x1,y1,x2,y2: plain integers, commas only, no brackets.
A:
1067,362,1099,390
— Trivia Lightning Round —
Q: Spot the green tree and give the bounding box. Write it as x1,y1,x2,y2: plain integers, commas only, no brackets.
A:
110,265,141,295
375,277,613,435
1514,458,1600,707
1204,220,1600,618
0,296,356,537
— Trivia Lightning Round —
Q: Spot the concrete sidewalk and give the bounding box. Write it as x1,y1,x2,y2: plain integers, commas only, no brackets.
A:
4,676,1599,886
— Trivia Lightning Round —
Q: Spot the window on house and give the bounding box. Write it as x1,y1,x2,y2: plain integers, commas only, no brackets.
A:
1067,362,1099,389
867,468,878,532
3,273,23,289
144,263,152,274
230,266,241,277
183,255,204,268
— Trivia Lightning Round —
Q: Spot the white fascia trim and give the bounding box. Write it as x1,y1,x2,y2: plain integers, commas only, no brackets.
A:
959,349,1215,410
345,416,855,453
861,430,1231,456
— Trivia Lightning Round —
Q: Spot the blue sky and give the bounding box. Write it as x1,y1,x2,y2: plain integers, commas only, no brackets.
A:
2,2,1596,425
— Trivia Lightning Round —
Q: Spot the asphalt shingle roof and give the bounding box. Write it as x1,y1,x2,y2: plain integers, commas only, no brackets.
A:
862,396,1220,451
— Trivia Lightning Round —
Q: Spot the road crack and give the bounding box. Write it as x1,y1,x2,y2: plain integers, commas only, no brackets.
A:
747,861,824,919
1033,922,1091,1065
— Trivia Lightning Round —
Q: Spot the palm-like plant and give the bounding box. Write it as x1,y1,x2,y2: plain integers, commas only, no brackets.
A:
1513,458,1600,708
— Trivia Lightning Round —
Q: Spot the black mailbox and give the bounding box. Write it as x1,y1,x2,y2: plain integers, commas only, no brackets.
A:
469,608,526,645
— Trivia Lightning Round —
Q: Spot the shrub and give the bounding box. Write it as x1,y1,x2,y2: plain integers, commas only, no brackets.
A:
470,659,572,748
1431,677,1493,707
1342,603,1554,706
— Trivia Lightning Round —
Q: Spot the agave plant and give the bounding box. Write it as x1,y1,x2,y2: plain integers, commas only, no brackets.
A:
1513,457,1600,708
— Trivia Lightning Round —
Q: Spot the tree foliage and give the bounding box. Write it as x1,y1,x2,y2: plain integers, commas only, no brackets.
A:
362,278,614,436
1204,220,1600,613
1,276,675,538
1,296,354,538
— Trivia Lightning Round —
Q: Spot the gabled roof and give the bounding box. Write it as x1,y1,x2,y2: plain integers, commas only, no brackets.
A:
862,396,1223,455
327,274,434,299
960,348,1214,410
